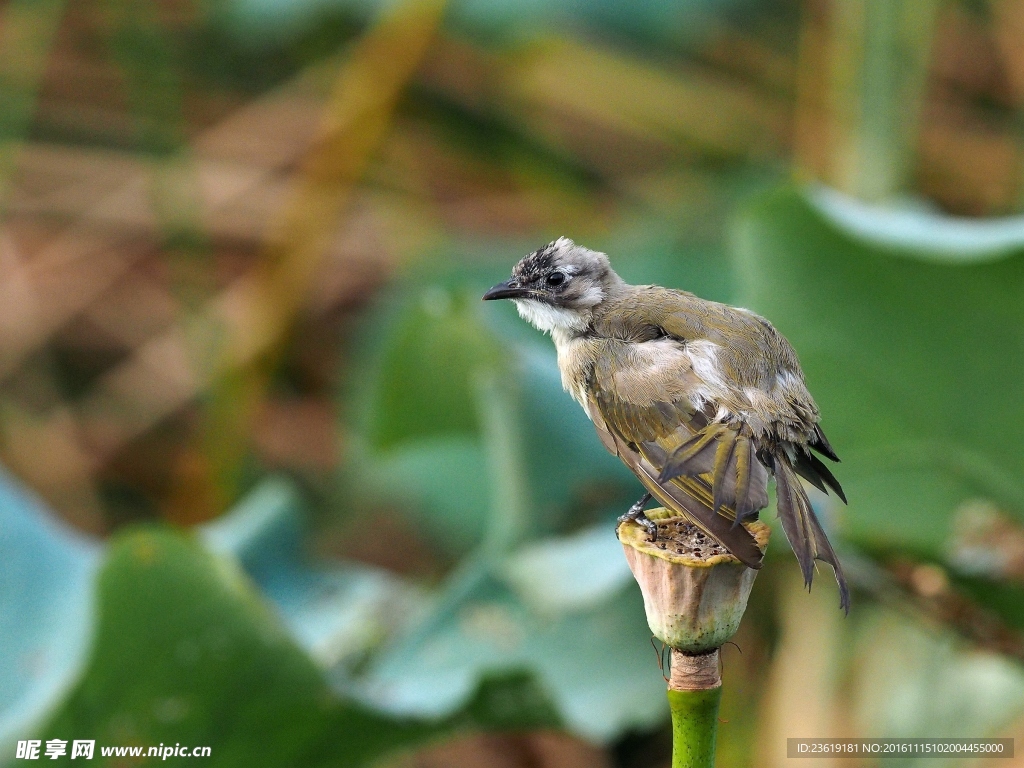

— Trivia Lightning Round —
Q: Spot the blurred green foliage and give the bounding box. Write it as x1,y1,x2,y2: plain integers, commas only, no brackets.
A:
42,525,567,766
3,0,1024,766
8,185,1024,762
363,287,501,450
735,188,1024,557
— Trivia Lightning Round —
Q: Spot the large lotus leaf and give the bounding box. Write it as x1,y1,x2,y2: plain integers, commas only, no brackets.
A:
40,527,428,766
201,479,418,669
0,470,567,767
346,278,506,549
358,515,664,745
360,285,502,453
731,187,1024,556
499,522,632,614
357,575,665,743
39,525,564,767
350,435,494,551
0,470,100,762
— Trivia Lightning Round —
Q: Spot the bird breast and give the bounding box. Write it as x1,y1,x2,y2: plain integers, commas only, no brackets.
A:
551,331,599,407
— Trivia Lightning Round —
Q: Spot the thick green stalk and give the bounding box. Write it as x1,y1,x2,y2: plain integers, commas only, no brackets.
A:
667,648,723,768
668,686,722,768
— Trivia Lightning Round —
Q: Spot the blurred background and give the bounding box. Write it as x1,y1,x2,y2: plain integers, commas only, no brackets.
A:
2,0,1024,765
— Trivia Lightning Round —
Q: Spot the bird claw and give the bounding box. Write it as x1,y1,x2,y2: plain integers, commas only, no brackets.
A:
617,498,658,541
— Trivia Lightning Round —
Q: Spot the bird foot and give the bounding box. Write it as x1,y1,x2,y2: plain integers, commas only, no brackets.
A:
617,496,657,541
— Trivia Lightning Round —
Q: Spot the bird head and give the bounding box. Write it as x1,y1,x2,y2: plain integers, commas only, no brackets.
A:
482,237,620,334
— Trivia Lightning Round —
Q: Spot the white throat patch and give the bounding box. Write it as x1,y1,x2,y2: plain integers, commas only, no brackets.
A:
513,299,590,334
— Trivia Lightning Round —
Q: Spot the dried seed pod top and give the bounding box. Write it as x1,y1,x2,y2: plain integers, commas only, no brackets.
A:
618,508,770,654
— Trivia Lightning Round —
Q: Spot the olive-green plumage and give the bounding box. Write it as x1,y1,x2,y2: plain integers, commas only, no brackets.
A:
483,238,849,612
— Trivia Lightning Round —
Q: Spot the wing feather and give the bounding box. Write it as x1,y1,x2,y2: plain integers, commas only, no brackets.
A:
712,429,737,514
584,340,768,568
589,401,764,568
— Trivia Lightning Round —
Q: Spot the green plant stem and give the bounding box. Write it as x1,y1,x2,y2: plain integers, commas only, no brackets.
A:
827,0,939,200
668,686,722,768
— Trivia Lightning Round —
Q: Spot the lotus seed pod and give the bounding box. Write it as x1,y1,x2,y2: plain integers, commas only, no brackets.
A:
618,508,770,654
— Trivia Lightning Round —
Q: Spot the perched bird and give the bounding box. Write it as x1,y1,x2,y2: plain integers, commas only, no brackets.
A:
483,237,849,611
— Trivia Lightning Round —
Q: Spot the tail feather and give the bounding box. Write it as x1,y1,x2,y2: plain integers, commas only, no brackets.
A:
792,450,848,504
792,451,830,497
809,424,840,462
724,430,766,522
806,452,847,504
773,453,850,613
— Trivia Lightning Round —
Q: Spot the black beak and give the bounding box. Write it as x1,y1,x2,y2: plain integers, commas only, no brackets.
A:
482,280,529,301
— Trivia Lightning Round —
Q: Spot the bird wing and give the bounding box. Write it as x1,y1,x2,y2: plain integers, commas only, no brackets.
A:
584,337,766,568
649,291,849,610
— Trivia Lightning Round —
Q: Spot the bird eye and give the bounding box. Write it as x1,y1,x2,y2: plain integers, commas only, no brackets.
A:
546,271,566,287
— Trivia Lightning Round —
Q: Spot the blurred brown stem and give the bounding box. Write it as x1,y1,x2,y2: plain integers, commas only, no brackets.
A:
794,0,940,200
173,0,447,520
0,0,67,211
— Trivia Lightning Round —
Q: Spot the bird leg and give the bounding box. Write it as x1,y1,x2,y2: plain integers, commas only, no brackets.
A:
618,492,657,541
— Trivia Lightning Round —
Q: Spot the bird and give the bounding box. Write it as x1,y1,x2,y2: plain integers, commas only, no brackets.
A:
483,237,849,612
